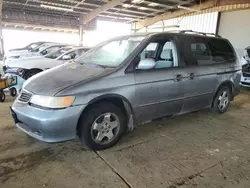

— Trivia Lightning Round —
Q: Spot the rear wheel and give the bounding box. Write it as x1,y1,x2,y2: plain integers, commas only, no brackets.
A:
0,90,5,102
78,102,126,150
211,86,231,114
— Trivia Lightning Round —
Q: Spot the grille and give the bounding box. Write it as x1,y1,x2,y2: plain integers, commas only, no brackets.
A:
18,91,32,103
242,72,250,77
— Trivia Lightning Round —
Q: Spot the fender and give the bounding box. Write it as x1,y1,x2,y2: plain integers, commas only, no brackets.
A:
87,94,135,131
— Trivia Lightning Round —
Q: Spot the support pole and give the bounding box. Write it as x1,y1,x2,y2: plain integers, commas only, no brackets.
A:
79,15,84,46
0,0,4,59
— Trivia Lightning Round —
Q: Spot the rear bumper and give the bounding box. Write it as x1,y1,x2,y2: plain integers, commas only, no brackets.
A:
11,100,86,142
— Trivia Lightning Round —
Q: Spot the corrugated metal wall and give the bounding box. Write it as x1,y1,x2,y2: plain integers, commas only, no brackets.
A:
137,12,219,34
218,9,250,57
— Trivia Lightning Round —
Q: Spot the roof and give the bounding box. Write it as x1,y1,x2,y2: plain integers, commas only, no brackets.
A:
3,0,206,32
109,30,223,41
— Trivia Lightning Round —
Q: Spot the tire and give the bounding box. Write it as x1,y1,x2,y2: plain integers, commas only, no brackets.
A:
0,90,5,102
211,86,231,114
9,87,17,97
24,69,41,80
78,102,126,150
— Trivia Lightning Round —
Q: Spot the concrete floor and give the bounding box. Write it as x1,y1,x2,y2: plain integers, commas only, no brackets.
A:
1,91,250,188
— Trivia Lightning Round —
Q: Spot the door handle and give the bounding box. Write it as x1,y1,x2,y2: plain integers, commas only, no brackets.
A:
188,73,195,80
174,74,183,82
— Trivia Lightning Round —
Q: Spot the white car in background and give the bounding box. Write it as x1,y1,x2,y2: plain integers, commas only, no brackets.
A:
7,46,90,80
241,46,250,87
7,41,49,53
4,42,54,60
5,46,73,67
5,43,67,64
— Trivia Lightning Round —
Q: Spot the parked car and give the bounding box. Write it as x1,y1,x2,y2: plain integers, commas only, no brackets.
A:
11,31,241,150
6,46,90,80
5,46,73,67
8,41,50,52
5,43,67,63
240,46,250,87
3,44,68,72
4,42,54,60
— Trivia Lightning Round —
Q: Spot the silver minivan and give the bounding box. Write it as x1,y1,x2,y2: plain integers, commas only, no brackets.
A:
11,31,241,150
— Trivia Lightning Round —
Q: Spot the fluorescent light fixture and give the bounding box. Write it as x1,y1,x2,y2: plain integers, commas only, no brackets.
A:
138,7,148,10
178,5,200,12
40,4,74,12
122,4,131,8
132,0,144,4
148,2,158,7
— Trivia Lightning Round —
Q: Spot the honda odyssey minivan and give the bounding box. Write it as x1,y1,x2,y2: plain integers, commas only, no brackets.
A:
11,31,241,150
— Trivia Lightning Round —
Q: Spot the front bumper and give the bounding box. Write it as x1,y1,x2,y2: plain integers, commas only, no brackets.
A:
11,100,86,142
241,75,250,87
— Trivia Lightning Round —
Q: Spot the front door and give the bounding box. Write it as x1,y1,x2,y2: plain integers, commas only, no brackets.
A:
134,36,186,123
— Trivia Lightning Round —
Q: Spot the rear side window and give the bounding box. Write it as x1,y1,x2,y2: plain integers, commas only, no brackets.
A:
181,36,212,66
181,36,236,66
207,39,236,62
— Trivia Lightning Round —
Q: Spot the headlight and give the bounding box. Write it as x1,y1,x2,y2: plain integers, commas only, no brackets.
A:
241,57,248,66
30,95,75,109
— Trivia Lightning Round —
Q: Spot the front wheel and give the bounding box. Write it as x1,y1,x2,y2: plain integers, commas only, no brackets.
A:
78,102,126,150
0,90,5,102
211,86,231,114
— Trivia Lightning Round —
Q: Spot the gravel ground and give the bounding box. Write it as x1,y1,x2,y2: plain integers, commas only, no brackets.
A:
1,90,250,188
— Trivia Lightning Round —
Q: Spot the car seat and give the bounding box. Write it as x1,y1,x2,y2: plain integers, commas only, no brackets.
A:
155,49,173,68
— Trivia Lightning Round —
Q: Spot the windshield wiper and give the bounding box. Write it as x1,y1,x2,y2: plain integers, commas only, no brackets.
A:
79,62,110,69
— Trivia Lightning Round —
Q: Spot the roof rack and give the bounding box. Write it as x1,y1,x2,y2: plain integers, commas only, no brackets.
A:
178,30,221,38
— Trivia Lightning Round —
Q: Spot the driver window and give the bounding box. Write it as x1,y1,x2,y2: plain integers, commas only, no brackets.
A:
140,42,158,60
137,39,178,70
46,46,61,54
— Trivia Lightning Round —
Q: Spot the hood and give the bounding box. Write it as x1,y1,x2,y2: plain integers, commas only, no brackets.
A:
24,62,112,96
7,58,56,69
6,56,45,66
6,49,28,56
6,50,32,57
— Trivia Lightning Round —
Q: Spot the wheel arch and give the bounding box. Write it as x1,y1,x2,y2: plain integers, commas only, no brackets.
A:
211,80,234,107
23,68,43,79
76,94,135,135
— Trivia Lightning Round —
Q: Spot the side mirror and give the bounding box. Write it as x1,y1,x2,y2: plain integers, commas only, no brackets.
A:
40,50,47,55
137,59,156,70
62,55,71,60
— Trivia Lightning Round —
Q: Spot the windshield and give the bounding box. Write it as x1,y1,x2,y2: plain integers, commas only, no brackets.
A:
76,36,145,67
31,43,52,52
45,47,72,59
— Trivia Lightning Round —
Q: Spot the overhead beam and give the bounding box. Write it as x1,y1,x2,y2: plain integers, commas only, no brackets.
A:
135,0,216,30
83,0,126,24
3,22,78,33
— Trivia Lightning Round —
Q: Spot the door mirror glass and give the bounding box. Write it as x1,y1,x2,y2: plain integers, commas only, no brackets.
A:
137,59,156,70
62,55,71,60
40,50,47,55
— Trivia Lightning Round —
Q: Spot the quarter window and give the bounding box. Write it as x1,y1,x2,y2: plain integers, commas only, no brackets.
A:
207,39,236,62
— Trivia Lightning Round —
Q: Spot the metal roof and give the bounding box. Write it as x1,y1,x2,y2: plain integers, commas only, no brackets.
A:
2,0,205,32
